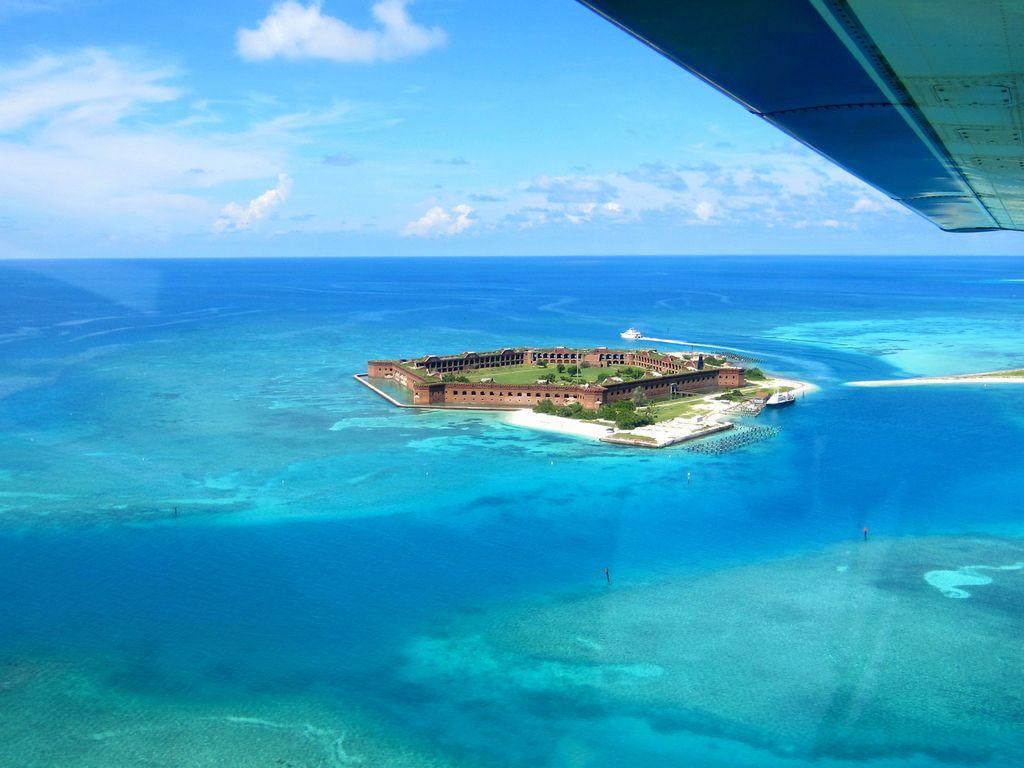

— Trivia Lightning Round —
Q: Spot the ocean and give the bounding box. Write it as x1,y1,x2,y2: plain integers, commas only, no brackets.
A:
0,256,1022,767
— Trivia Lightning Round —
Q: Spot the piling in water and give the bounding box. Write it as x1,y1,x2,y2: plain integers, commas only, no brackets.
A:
684,425,780,455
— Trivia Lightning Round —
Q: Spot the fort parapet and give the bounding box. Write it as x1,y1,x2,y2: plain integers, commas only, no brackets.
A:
364,346,745,409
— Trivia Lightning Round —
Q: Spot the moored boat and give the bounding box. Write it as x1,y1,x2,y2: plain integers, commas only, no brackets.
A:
765,390,797,407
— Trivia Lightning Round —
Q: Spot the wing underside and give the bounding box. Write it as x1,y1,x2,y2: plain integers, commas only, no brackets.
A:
579,0,1024,232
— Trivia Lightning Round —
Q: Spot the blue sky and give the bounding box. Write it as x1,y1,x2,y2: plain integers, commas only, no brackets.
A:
0,0,1021,258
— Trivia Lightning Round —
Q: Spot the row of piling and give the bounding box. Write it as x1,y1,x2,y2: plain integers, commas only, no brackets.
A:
684,424,780,455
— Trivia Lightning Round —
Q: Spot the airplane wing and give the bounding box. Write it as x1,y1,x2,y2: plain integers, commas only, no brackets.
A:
578,0,1024,232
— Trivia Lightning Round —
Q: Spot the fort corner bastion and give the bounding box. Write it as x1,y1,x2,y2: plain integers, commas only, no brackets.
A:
361,346,745,410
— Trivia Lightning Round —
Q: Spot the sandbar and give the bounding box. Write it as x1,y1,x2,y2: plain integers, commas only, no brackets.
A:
849,370,1024,387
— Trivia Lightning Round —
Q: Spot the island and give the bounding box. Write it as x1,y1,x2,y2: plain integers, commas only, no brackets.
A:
848,368,1024,388
356,345,812,448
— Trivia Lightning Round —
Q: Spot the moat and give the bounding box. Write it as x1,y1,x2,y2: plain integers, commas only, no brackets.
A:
359,345,813,448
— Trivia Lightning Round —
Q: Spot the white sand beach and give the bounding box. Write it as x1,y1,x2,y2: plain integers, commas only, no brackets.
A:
763,376,819,396
505,407,733,448
502,409,616,439
504,373,816,448
848,375,1024,388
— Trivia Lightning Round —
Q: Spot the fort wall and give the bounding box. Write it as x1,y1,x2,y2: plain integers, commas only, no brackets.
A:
367,360,427,387
601,369,742,402
434,383,604,409
367,348,745,410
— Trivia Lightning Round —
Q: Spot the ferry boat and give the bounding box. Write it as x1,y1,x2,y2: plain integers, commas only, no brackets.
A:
620,327,642,340
765,390,797,408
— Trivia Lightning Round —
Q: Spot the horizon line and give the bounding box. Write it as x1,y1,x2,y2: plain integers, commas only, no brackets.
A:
3,253,1024,262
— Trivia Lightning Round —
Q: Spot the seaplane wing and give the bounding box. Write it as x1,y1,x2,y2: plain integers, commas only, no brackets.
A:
578,0,1024,232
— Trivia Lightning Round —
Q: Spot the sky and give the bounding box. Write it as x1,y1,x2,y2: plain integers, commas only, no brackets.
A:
0,0,1021,258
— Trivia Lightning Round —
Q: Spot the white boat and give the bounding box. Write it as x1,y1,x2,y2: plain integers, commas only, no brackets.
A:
765,390,796,407
620,327,642,340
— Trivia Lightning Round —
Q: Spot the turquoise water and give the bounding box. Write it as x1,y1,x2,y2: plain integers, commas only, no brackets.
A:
1,256,1023,766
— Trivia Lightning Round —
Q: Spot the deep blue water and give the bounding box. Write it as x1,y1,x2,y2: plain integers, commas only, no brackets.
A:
0,257,1022,766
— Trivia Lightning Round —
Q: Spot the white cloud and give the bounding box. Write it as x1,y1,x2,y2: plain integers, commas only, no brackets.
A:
526,174,618,204
237,0,446,64
0,48,178,132
402,203,474,237
479,146,899,233
693,201,714,221
0,0,65,21
850,196,886,214
564,201,622,224
0,49,289,235
214,174,293,232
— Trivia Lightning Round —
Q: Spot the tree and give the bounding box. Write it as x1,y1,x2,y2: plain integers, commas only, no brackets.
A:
556,363,566,373
533,399,557,415
614,405,656,430
597,400,635,421
537,360,548,368
565,364,579,376
615,411,642,429
556,401,596,420
616,365,646,381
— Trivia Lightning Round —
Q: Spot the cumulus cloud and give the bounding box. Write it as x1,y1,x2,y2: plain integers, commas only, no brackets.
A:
493,152,885,234
624,161,688,192
565,201,621,224
850,195,886,214
693,201,715,222
402,203,474,237
237,0,446,63
525,174,618,204
214,173,293,232
478,146,900,232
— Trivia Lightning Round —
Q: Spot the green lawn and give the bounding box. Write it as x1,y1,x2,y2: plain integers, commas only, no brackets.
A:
649,397,703,422
464,364,610,386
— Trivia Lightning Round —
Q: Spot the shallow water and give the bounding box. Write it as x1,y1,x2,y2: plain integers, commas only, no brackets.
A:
1,256,1023,766
404,536,1024,767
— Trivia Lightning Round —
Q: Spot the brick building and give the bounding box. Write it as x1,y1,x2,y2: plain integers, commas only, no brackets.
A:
366,346,744,409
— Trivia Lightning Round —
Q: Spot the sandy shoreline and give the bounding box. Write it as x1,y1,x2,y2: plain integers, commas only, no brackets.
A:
502,409,616,439
765,376,819,396
848,376,1024,388
503,408,731,448
503,374,816,447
